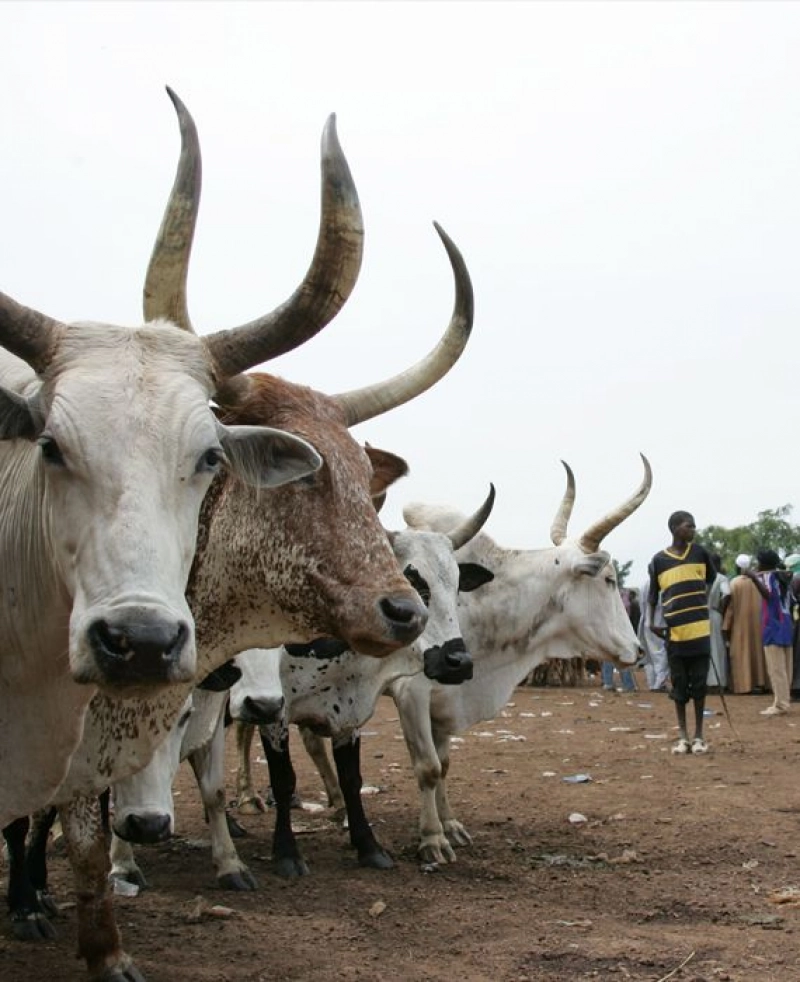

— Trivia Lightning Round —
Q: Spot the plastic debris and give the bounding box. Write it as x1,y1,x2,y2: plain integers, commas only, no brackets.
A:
111,878,139,898
568,812,588,825
563,774,592,784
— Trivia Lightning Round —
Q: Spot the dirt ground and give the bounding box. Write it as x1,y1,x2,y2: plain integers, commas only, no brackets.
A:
3,673,800,982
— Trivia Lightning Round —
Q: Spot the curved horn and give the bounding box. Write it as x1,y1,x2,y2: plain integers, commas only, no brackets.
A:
334,223,473,428
550,461,576,546
0,293,64,375
578,454,653,554
448,484,495,552
143,87,200,332
143,90,364,380
203,113,363,377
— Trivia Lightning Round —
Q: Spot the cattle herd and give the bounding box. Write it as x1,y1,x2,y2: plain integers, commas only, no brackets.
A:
0,90,650,982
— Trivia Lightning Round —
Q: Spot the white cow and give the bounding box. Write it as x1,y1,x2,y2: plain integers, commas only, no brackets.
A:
109,488,495,889
0,85,362,832
392,457,652,863
13,92,476,981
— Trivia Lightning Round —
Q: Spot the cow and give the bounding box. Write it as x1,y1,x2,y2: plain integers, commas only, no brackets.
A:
389,456,652,863
230,486,495,878
0,85,366,835
105,486,494,892
11,92,476,981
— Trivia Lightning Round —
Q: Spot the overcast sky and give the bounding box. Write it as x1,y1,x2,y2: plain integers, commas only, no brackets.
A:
3,2,799,586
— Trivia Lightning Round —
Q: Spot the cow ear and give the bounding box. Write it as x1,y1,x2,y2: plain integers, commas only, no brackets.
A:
458,562,495,592
218,423,322,488
364,444,409,496
572,551,611,578
0,387,44,440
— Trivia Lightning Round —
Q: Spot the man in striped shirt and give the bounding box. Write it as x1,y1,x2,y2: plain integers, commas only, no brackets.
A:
647,511,716,755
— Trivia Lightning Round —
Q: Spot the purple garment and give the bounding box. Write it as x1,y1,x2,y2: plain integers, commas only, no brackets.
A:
757,571,794,647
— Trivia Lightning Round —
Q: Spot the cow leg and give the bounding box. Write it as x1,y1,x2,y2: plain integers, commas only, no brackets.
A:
234,721,268,814
27,807,60,917
60,796,145,982
432,731,471,847
260,723,309,878
391,685,455,864
188,710,256,891
4,814,57,941
108,833,148,890
332,734,393,869
299,726,345,816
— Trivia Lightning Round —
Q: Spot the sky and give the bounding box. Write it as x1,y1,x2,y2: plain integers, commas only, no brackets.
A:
2,1,799,587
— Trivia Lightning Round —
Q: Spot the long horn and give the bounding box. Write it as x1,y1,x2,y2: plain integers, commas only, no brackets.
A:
142,87,200,332
448,484,495,551
202,113,363,378
0,293,64,375
334,223,473,428
550,461,576,546
578,454,653,554
144,88,364,378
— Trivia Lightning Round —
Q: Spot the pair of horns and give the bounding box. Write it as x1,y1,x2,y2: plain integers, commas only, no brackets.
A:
550,454,652,554
145,88,473,425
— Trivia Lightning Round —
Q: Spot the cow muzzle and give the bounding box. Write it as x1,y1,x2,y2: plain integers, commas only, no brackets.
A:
236,694,286,726
423,639,474,685
86,605,195,689
113,811,173,845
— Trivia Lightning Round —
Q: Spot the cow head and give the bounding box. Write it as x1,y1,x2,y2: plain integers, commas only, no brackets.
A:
390,485,495,683
530,455,652,666
0,88,365,693
146,93,477,660
111,695,195,843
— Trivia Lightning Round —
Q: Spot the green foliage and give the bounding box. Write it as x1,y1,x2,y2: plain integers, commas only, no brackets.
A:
612,558,633,588
696,505,800,574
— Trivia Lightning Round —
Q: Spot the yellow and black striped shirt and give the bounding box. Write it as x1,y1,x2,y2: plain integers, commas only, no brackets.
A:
648,543,715,656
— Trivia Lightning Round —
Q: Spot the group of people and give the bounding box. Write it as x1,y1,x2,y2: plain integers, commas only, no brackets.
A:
638,510,799,755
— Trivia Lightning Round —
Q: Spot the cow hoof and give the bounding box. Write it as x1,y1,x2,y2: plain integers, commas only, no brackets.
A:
217,869,258,891
444,821,472,847
36,890,60,918
236,795,267,815
418,838,456,865
225,812,250,839
358,847,394,870
274,856,310,879
10,911,57,942
92,957,147,982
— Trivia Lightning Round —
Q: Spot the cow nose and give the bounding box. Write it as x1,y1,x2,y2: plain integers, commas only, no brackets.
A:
116,812,172,845
240,695,285,725
423,639,474,684
379,595,428,644
89,615,190,685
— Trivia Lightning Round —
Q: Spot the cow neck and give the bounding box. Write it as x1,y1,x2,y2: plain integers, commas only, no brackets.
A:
187,471,229,595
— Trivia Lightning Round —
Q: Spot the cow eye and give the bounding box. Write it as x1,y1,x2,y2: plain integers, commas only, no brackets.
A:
403,564,431,606
196,447,226,474
38,435,65,467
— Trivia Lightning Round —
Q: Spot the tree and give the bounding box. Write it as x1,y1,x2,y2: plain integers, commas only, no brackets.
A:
612,558,633,589
696,505,800,573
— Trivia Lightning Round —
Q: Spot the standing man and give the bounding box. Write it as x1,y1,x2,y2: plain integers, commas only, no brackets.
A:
747,549,794,716
723,555,767,694
648,511,716,755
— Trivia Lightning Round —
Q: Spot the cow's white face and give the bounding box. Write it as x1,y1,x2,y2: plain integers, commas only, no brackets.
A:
527,542,639,666
0,323,321,694
111,696,194,842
